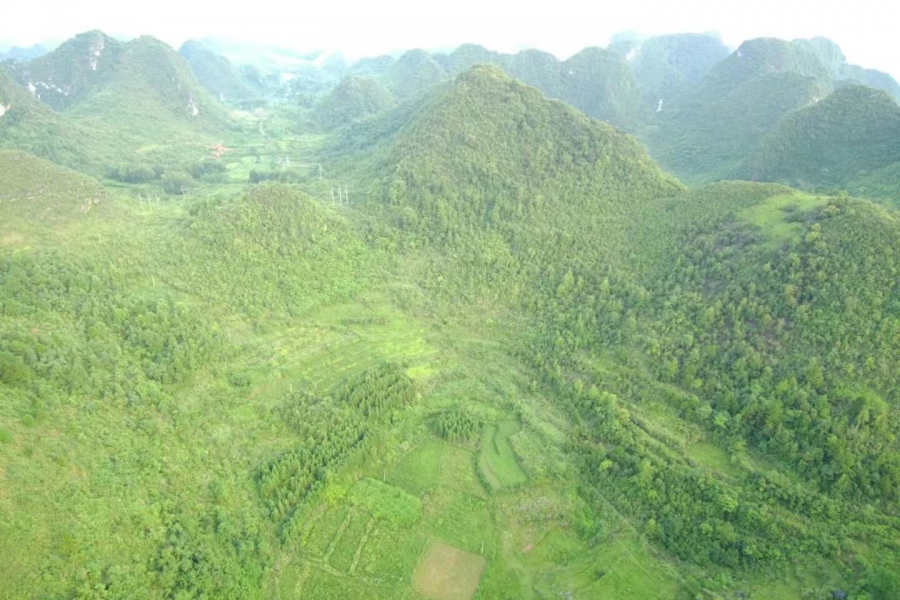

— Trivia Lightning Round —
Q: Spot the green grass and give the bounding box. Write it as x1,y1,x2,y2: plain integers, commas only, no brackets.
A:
303,505,350,559
387,439,444,497
347,478,423,527
739,192,829,246
573,534,684,600
439,444,485,498
686,441,740,477
289,296,441,393
478,421,528,490
356,522,426,584
423,489,492,554
329,509,369,573
300,567,417,600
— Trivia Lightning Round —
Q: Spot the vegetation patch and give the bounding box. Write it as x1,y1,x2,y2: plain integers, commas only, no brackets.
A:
356,523,426,584
423,490,491,554
432,407,480,442
387,439,443,496
739,192,829,245
347,478,423,527
328,509,368,573
302,505,350,559
686,441,740,476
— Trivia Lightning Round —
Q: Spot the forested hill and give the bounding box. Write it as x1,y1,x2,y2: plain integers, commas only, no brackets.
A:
0,67,103,169
328,67,900,594
643,37,900,183
313,75,396,128
432,44,649,129
0,33,234,178
335,64,681,250
386,50,448,100
628,186,900,507
6,31,230,131
744,86,900,192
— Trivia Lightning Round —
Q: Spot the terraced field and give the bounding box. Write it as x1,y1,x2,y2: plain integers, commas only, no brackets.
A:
478,421,528,490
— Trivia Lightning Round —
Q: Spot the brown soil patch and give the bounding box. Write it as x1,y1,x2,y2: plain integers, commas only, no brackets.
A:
412,541,486,600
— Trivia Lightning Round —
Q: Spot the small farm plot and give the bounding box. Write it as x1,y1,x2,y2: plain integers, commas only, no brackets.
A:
356,522,426,584
477,420,528,490
301,504,350,559
412,541,487,600
328,509,370,573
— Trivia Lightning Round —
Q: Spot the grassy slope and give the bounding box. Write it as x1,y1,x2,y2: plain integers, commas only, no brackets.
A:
0,150,111,245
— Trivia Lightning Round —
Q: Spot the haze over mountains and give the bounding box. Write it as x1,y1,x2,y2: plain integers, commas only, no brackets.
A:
6,29,897,193
2,25,900,600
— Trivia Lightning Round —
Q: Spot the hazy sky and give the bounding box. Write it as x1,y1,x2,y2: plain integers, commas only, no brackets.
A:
4,0,899,78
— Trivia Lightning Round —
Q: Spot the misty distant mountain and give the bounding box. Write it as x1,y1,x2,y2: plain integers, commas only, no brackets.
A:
608,33,731,102
0,44,49,62
5,31,229,129
179,40,258,103
643,36,900,182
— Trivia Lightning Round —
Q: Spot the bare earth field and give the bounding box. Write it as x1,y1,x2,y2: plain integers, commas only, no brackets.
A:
412,541,487,600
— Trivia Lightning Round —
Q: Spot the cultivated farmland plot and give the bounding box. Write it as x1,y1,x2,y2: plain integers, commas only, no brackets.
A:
412,542,487,600
478,420,528,490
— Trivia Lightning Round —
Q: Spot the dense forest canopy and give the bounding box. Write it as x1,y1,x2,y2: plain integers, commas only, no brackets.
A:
1,25,900,600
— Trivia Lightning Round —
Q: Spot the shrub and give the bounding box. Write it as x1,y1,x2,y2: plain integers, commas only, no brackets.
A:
433,407,480,442
161,171,194,195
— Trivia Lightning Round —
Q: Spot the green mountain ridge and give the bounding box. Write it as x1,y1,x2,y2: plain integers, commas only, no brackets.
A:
609,33,731,102
744,85,900,190
387,49,448,100
313,75,395,127
8,31,230,130
1,33,234,179
0,44,49,62
6,31,120,111
644,41,822,182
434,44,649,129
644,36,900,183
